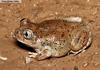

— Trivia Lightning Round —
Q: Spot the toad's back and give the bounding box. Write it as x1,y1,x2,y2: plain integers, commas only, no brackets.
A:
34,19,86,40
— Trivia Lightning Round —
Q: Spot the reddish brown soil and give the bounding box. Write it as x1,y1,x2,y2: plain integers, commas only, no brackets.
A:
0,0,100,70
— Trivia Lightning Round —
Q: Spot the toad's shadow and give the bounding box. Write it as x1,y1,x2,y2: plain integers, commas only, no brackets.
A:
15,41,36,52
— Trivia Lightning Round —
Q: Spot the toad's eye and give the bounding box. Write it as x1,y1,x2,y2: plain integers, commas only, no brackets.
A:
23,29,33,39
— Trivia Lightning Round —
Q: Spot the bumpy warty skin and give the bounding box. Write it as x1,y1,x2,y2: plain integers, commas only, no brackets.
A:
14,17,92,60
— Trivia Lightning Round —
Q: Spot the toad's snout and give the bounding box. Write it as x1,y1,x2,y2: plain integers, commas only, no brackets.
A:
13,29,22,40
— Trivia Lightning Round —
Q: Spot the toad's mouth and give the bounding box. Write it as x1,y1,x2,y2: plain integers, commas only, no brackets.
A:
17,39,33,46
16,40,36,52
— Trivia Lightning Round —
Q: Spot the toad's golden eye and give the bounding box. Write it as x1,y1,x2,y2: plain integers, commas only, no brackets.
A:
23,29,33,39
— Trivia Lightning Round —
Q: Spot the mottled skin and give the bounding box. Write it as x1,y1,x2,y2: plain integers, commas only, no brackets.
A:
14,17,92,60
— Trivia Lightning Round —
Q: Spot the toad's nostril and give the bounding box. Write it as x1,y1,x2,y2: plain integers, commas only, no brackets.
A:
15,29,21,35
14,29,20,38
15,30,19,34
11,32,15,38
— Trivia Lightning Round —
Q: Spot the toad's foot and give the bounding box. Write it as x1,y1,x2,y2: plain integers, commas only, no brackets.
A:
28,52,38,58
25,52,38,63
28,48,52,60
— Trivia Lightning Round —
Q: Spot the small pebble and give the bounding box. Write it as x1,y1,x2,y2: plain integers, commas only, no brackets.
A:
47,64,51,66
55,12,59,15
94,52,98,55
7,9,11,12
87,0,90,2
94,62,100,66
33,4,37,7
0,8,2,10
83,62,88,67
0,56,7,61
63,16,82,23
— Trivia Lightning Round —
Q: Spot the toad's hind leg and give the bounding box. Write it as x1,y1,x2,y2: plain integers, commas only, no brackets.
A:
70,28,92,54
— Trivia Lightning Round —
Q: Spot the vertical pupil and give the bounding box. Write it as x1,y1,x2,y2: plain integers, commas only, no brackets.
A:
25,31,28,37
23,29,33,39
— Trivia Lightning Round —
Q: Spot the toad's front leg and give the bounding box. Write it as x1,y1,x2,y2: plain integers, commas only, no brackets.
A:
28,48,52,60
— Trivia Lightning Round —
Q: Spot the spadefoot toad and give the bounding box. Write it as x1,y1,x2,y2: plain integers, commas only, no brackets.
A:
14,16,92,60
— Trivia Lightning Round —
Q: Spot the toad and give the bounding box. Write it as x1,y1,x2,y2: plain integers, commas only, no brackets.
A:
14,16,92,60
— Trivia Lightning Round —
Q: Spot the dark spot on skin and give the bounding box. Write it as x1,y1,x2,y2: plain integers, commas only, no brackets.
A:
61,33,64,37
54,48,57,50
63,40,66,43
67,30,70,32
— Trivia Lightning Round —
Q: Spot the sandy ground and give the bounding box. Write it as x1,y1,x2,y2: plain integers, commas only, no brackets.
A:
0,0,100,70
